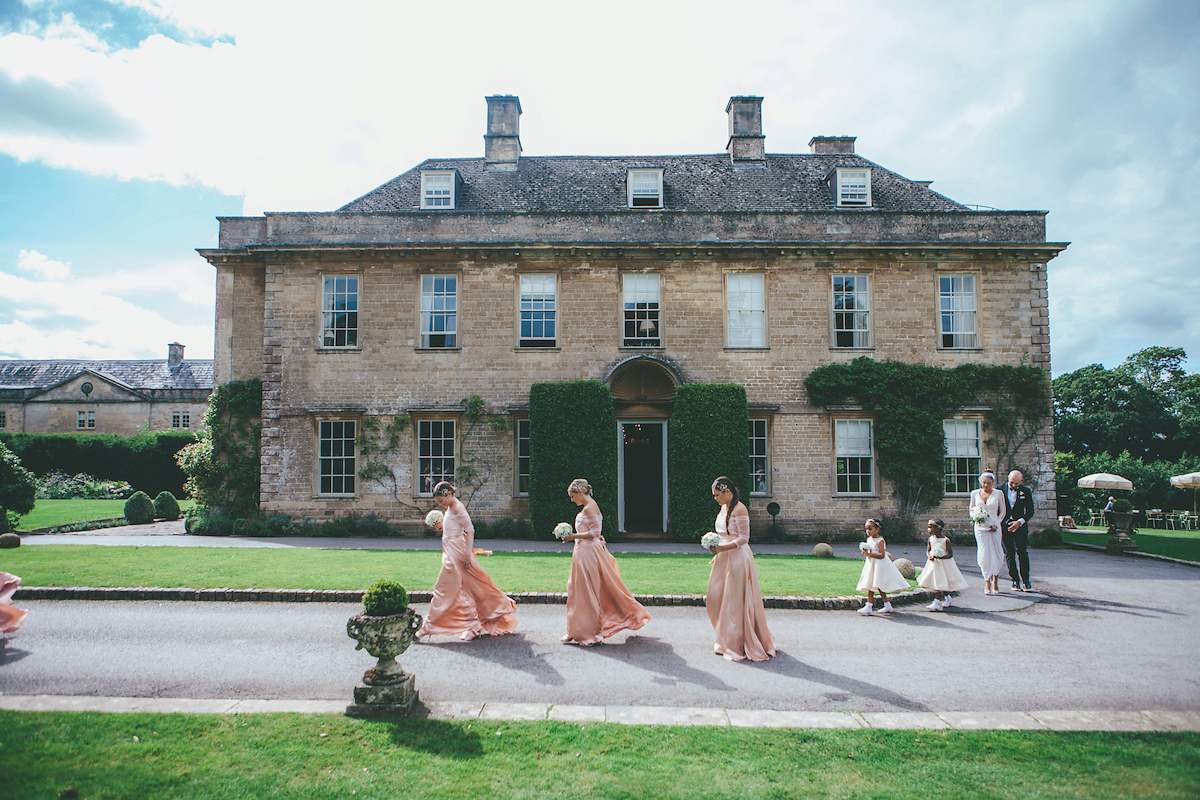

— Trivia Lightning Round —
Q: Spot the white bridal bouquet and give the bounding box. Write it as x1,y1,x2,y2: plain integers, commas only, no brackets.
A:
930,540,948,558
969,506,989,526
859,541,872,553
424,509,444,528
701,532,721,549
553,522,574,540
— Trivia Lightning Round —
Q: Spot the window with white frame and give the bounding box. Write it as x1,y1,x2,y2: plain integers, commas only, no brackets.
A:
421,171,456,209
836,168,871,206
77,410,95,430
321,275,359,348
835,418,873,494
832,274,870,348
418,419,456,495
171,410,191,429
519,274,557,347
318,419,356,495
749,418,769,495
726,272,766,347
944,419,982,494
623,273,661,347
515,418,530,496
627,169,664,208
939,274,979,348
0,410,6,428
420,275,458,348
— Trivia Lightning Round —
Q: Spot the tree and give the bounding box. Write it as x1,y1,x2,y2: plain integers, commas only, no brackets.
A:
0,440,38,533
1053,347,1194,461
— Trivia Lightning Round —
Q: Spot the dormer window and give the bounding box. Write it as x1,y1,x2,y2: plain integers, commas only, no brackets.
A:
627,168,664,208
421,170,458,209
834,167,871,207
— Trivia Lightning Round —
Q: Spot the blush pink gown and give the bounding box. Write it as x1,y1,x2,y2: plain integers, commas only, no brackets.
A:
564,509,651,645
417,503,518,639
706,513,776,662
0,572,27,634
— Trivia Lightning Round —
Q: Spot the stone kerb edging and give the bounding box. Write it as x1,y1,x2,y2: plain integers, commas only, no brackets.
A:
13,586,937,609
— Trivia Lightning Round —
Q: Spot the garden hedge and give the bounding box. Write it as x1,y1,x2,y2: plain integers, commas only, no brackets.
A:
528,380,618,539
667,383,751,542
0,431,193,497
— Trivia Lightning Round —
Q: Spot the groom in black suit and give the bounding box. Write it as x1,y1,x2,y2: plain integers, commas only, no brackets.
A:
1002,469,1035,591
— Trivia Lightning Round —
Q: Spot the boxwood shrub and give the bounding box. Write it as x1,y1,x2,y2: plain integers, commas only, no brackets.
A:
123,490,156,525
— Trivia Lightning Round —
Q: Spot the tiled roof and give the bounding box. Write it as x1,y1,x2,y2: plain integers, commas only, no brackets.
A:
0,360,214,391
339,153,967,214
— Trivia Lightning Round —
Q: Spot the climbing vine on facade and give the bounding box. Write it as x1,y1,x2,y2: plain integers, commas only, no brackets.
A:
805,358,1049,511
176,378,262,518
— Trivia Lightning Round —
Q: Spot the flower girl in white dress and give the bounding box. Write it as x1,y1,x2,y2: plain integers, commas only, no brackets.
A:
917,518,969,611
856,518,911,615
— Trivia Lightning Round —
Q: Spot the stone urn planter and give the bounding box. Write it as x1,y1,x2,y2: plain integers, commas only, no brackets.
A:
345,580,423,718
1106,510,1138,554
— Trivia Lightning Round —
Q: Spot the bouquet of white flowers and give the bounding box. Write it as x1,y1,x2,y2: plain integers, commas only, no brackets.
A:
553,522,574,540
929,540,948,558
859,541,872,553
969,506,989,526
701,532,721,549
424,509,444,528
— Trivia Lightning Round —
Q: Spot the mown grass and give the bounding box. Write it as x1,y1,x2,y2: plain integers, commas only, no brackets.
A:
1,546,903,597
1064,526,1200,562
1,712,1196,800
16,499,195,531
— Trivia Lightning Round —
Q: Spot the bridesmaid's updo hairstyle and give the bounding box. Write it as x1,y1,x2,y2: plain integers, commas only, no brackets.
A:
927,518,945,533
711,476,741,510
432,481,456,497
568,478,593,496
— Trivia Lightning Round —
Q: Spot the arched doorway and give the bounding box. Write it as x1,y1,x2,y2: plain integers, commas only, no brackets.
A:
607,357,680,533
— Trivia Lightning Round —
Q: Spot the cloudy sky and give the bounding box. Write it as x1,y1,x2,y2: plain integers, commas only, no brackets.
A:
0,0,1195,374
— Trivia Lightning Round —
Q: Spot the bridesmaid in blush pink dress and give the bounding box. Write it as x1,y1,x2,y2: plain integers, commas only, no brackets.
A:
0,572,27,634
417,481,518,641
705,476,776,662
560,478,651,646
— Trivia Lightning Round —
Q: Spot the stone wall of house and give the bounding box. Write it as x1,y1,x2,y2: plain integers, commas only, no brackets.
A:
231,244,1055,536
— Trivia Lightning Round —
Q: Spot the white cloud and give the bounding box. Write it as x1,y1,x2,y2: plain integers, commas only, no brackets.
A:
0,264,213,359
17,248,70,279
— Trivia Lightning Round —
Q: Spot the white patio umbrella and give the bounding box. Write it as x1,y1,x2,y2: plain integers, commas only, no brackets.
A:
1076,473,1134,491
1169,472,1200,515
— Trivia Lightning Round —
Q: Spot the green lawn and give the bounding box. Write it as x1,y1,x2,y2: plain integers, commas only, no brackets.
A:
1064,525,1200,562
2,712,1196,800
15,499,195,531
1,546,903,597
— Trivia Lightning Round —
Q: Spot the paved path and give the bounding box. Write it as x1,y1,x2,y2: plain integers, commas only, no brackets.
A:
5,522,1199,730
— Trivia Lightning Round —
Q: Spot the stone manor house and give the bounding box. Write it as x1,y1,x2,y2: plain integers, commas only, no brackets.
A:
0,343,212,435
201,95,1064,536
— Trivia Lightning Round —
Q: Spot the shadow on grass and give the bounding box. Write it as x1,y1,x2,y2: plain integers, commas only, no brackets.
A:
756,650,931,712
376,717,485,760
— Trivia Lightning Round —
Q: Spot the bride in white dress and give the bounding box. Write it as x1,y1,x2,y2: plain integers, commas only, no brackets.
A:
970,471,1009,595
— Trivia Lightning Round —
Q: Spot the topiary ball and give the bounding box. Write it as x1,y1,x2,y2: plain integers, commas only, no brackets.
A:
893,558,916,579
153,491,182,521
812,542,834,558
0,532,20,548
362,579,409,617
123,491,156,525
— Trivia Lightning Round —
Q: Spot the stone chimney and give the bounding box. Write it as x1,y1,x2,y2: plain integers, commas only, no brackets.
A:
809,136,856,155
168,342,184,366
726,96,765,166
484,95,522,171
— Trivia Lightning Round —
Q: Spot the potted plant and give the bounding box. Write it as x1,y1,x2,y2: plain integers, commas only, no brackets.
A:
345,579,423,717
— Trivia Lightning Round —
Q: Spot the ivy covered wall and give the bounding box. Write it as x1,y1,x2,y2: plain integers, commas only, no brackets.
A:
667,383,751,542
528,380,618,539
